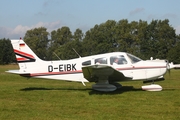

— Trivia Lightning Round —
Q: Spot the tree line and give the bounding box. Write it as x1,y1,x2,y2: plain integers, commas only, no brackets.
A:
1,19,180,65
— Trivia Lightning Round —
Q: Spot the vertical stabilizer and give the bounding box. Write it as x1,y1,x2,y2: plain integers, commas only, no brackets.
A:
11,39,43,73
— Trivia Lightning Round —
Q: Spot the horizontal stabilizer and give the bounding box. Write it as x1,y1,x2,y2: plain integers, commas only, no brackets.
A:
6,70,30,77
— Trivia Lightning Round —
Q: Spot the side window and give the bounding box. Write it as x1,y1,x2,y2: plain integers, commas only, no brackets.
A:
110,55,127,65
82,60,91,66
95,58,107,64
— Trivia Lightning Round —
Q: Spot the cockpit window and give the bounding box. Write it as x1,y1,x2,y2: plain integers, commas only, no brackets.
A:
82,60,91,66
127,53,142,63
110,55,127,65
95,57,107,64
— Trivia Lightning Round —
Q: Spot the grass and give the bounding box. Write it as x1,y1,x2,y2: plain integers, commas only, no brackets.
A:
0,64,180,120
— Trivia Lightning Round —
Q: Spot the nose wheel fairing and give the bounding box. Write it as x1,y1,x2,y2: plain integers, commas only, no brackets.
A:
142,84,162,91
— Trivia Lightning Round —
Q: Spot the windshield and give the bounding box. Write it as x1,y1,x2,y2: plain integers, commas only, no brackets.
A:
127,53,142,63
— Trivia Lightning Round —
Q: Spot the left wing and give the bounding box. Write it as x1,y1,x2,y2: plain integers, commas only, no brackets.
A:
82,64,132,82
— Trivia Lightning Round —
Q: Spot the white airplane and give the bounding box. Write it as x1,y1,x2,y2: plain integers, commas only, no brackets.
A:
7,39,169,92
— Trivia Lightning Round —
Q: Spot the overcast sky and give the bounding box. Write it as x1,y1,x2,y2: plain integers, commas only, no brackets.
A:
0,0,180,39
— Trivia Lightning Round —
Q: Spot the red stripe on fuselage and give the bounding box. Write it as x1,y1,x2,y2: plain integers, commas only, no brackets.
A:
116,66,166,70
24,65,166,77
28,70,83,77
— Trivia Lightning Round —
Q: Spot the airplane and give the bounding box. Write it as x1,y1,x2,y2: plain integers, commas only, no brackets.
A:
7,39,170,92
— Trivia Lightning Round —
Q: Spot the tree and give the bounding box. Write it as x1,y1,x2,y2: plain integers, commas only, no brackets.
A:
53,29,84,60
82,20,117,55
24,27,49,60
49,26,73,60
3,19,180,64
72,29,84,56
167,34,180,64
0,38,15,64
73,28,84,41
167,42,180,64
51,27,72,46
139,19,177,60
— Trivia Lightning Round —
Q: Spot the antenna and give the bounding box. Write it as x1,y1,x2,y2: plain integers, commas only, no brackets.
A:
72,48,81,58
53,52,61,60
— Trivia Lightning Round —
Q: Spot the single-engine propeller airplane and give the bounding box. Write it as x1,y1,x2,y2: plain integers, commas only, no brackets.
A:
7,39,171,92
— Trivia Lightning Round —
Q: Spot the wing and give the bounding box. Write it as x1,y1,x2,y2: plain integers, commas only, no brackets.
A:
82,64,132,82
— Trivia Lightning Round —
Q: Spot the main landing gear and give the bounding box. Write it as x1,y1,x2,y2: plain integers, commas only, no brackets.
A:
92,81,122,92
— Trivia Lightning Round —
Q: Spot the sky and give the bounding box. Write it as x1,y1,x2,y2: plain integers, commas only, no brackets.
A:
0,0,180,39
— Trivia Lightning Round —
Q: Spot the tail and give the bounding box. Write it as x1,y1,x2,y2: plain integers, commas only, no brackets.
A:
11,39,42,63
7,39,43,75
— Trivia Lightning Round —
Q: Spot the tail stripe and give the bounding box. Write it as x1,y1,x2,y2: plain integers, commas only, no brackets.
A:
16,57,36,63
14,49,35,59
17,59,36,63
17,58,28,61
14,49,36,63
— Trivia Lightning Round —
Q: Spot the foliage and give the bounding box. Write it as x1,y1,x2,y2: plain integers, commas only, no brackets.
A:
49,27,73,60
1,19,180,64
82,19,179,62
0,38,15,64
167,41,180,64
23,27,49,60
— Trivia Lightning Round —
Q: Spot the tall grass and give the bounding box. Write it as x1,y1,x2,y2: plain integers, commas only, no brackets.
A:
0,65,180,120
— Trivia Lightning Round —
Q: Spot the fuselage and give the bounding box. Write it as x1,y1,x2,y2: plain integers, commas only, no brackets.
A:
20,52,167,82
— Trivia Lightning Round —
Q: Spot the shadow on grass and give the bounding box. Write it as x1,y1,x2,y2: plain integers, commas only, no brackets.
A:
89,86,142,95
162,88,177,91
20,86,143,95
20,87,92,91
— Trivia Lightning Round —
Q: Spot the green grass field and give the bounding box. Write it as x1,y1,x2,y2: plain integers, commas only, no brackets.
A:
0,65,180,120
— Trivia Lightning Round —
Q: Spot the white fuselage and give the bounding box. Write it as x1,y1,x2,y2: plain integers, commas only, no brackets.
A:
20,52,167,82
